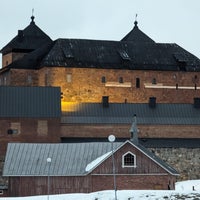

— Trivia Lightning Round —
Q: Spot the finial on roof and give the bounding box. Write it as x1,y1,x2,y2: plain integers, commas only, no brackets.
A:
30,8,35,24
134,14,138,28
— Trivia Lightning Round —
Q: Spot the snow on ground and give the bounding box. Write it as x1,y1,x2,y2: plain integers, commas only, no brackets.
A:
1,180,200,200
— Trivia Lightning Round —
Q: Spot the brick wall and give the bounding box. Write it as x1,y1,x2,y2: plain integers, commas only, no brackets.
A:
0,118,61,156
2,52,27,68
1,67,200,104
61,124,200,139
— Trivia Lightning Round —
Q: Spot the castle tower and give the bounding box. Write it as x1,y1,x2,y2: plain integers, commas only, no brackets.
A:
0,15,52,68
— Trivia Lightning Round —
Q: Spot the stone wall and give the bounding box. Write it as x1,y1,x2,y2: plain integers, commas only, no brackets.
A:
150,147,200,181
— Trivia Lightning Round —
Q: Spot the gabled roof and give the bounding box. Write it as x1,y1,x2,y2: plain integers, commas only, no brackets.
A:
121,20,155,44
3,142,122,176
0,86,61,118
0,16,52,55
61,103,200,125
3,141,179,177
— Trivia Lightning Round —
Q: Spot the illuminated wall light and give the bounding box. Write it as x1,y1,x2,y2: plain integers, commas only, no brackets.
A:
61,101,79,112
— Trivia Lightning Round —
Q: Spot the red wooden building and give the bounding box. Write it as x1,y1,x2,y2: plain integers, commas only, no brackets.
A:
3,140,179,197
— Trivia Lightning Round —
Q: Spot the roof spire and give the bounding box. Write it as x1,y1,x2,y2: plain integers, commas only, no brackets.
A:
134,14,138,28
30,8,35,24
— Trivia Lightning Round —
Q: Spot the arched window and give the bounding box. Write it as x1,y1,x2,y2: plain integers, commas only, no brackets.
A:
122,151,136,168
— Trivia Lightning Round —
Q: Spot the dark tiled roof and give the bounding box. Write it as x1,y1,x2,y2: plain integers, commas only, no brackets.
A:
0,16,52,54
0,86,61,118
2,20,200,72
121,21,155,43
4,38,200,72
3,141,178,176
61,103,200,125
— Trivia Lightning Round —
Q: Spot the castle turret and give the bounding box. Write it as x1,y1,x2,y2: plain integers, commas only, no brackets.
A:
0,15,52,68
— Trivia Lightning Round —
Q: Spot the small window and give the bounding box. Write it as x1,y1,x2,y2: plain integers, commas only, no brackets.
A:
101,76,106,83
119,77,123,83
152,78,157,84
37,120,48,136
4,77,7,85
27,75,32,85
122,152,136,168
45,73,49,86
66,74,72,83
0,190,3,195
8,122,21,135
7,129,18,134
136,78,140,88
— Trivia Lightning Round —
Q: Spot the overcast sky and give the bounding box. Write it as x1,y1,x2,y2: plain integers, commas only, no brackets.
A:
0,0,200,63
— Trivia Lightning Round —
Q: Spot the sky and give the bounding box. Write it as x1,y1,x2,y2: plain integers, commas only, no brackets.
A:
0,0,200,60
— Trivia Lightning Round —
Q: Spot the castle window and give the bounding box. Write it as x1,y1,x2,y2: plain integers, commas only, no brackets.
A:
122,151,136,168
27,75,32,85
101,76,106,83
66,74,72,83
4,77,7,85
119,77,123,83
136,78,140,88
8,122,21,135
152,78,157,84
45,73,49,86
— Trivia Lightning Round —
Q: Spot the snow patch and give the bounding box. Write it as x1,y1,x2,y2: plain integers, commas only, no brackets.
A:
85,151,112,172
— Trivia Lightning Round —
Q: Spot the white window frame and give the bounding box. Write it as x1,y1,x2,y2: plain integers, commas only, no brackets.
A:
122,151,136,168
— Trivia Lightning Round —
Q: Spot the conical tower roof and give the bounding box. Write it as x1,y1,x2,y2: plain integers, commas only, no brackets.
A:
121,20,155,44
1,16,52,54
